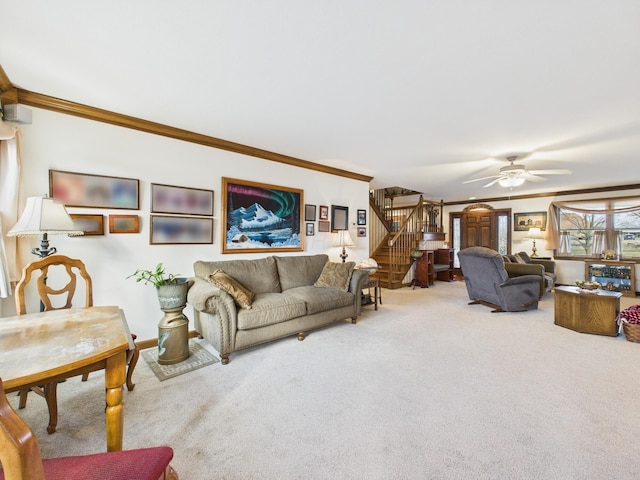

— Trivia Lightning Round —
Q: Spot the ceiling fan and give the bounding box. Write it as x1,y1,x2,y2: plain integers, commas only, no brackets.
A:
462,155,572,188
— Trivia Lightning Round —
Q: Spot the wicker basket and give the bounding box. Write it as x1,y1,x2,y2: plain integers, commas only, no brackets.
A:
622,321,640,343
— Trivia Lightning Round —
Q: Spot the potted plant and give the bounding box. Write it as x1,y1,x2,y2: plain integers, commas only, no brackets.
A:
128,263,190,311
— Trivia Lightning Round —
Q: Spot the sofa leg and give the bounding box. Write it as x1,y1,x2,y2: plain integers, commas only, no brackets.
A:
298,332,306,341
220,354,230,365
351,317,357,324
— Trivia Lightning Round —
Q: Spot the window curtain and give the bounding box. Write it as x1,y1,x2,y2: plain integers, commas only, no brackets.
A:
0,121,21,298
546,200,640,251
590,230,606,256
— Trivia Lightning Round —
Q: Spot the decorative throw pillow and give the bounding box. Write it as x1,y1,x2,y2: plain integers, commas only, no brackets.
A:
207,269,254,309
314,261,356,292
513,254,527,264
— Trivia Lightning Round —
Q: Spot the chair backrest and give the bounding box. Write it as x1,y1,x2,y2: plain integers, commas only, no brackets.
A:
0,378,47,479
14,254,93,315
458,246,509,304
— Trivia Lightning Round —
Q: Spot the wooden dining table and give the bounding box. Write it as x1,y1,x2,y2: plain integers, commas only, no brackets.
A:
0,305,133,451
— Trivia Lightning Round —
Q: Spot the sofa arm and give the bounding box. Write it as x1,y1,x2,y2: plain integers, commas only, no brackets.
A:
531,259,555,274
504,263,545,277
187,277,238,362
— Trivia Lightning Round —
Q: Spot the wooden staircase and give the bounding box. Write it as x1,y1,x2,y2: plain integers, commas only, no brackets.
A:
371,232,417,289
368,189,445,290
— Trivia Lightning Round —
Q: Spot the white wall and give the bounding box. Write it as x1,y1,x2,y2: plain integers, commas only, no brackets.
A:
1,109,370,339
443,187,640,290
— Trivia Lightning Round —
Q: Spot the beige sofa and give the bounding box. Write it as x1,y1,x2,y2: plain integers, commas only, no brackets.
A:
187,254,369,364
503,251,556,298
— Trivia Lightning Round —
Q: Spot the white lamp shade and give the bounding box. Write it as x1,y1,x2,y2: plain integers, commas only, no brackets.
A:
334,230,355,247
527,227,544,239
498,176,525,188
8,197,83,236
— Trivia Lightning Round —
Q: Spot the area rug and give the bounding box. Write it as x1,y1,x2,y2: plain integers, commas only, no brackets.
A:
141,340,219,381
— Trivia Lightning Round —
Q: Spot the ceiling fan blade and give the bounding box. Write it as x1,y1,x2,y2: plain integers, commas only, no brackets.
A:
462,175,501,184
483,177,505,188
528,169,572,175
523,173,548,183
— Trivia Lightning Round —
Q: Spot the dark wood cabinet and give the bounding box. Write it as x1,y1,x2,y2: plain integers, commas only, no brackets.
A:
413,250,434,288
433,248,454,282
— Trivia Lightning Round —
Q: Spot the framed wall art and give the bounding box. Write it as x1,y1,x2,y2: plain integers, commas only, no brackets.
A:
221,177,303,253
151,183,214,216
357,209,366,225
304,204,316,221
514,211,547,231
150,215,213,244
319,205,329,220
331,205,349,231
318,221,331,232
357,227,367,237
50,170,139,209
109,215,139,234
306,223,315,236
70,214,104,235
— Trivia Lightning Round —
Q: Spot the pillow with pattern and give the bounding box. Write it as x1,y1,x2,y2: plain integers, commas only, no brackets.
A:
207,269,254,308
314,261,356,292
513,254,527,264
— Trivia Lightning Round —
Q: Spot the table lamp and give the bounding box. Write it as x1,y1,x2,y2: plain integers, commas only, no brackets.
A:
527,227,545,258
334,230,355,263
8,196,84,258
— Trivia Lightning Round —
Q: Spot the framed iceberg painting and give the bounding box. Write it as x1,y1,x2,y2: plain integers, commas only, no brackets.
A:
221,177,304,253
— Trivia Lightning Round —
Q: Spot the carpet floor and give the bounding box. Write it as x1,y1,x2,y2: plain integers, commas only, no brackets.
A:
8,282,640,479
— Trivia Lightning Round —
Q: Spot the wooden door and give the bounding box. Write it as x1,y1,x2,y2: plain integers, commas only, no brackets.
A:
462,211,497,250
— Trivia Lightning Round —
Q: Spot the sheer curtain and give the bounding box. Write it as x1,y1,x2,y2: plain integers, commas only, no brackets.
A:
0,121,21,298
590,231,606,256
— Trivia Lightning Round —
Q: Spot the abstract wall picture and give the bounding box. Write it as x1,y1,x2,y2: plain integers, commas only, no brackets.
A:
50,170,139,209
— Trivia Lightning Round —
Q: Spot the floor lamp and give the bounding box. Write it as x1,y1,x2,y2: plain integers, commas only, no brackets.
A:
7,196,84,258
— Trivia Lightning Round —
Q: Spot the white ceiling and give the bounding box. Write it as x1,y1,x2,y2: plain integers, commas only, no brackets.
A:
2,1,639,202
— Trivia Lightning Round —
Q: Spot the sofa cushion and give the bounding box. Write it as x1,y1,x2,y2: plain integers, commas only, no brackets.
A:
284,286,355,315
314,261,355,291
206,269,254,309
513,253,527,264
274,254,328,291
194,256,281,294
237,293,307,330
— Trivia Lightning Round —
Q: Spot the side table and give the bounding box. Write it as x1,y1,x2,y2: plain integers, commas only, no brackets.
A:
362,276,382,311
554,285,622,336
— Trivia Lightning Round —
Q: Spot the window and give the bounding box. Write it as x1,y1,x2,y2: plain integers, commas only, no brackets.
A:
556,198,640,259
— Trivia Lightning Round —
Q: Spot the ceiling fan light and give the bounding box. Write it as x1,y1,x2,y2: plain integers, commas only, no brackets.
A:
498,176,525,188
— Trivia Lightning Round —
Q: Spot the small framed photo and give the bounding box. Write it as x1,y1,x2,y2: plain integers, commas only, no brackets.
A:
331,205,349,231
109,215,139,233
70,214,104,235
357,227,367,237
150,215,213,244
357,209,366,225
306,223,315,236
304,204,316,221
319,205,329,220
318,221,331,232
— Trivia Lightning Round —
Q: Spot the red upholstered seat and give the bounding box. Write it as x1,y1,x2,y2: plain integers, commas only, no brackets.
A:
0,378,179,480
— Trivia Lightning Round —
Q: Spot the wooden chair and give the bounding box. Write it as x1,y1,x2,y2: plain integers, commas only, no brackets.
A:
0,378,179,480
13,254,139,434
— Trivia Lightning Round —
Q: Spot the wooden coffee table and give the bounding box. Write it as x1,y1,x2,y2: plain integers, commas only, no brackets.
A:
554,286,622,336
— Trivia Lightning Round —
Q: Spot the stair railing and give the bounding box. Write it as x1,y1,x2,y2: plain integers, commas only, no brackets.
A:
387,196,423,283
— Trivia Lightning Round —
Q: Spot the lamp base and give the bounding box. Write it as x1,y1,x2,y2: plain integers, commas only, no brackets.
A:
531,239,538,258
339,247,348,263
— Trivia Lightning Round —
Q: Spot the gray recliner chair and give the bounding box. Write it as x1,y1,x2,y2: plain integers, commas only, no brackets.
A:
458,246,541,312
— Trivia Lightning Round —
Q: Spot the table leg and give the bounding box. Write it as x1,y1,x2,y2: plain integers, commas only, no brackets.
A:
104,351,126,451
